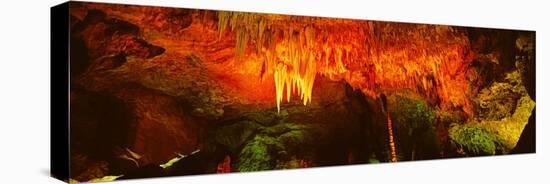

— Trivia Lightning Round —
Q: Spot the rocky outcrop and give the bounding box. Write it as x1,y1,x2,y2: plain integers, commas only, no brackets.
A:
68,9,205,181
70,9,165,78
114,86,205,166
511,32,536,154
69,88,134,180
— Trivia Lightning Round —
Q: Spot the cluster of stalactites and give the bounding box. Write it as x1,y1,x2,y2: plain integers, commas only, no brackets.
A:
216,11,474,114
217,11,367,112
365,24,474,113
218,11,272,58
271,27,318,112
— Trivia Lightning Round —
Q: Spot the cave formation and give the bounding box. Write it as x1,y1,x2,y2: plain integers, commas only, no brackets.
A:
66,2,535,182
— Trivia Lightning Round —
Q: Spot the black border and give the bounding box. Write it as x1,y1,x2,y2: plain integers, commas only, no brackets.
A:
51,1,70,182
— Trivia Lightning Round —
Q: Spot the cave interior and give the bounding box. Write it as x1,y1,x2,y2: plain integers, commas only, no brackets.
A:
66,2,535,182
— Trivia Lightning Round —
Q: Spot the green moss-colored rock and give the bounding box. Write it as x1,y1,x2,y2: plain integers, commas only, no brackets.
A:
476,83,517,120
213,120,261,153
237,121,314,171
387,94,439,160
237,135,279,172
388,95,435,131
474,70,535,152
241,111,278,126
449,124,497,156
260,123,305,136
476,71,525,121
368,158,380,164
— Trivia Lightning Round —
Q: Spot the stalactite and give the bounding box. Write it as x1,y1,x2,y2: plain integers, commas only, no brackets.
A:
217,11,230,38
272,56,316,112
216,12,362,112
218,12,269,59
235,28,249,58
216,11,473,115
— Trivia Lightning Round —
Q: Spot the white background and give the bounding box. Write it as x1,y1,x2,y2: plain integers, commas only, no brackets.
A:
0,0,548,183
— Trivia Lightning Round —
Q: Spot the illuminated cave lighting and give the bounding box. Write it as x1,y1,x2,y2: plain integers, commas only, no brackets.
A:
218,12,360,113
271,28,319,113
217,11,476,115
273,56,317,113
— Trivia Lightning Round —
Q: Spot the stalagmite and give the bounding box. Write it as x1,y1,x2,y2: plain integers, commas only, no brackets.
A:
387,112,397,162
380,94,397,162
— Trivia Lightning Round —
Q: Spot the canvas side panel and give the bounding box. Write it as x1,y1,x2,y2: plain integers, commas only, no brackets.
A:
51,1,70,182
